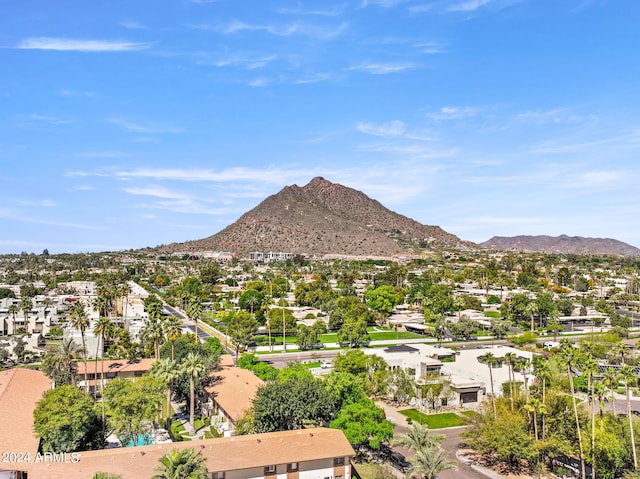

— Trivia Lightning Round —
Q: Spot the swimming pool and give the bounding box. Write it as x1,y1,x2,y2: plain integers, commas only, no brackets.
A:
121,434,152,447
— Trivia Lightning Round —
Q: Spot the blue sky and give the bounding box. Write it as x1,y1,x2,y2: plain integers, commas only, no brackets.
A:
1,0,639,254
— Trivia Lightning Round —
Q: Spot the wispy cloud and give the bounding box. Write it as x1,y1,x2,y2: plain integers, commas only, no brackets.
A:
0,207,104,230
17,199,55,207
428,106,478,121
75,151,128,158
413,41,447,54
110,118,184,134
123,186,192,200
445,0,492,12
247,77,271,88
16,37,150,52
221,20,299,36
58,89,98,98
357,120,406,137
276,5,345,16
22,113,75,125
347,62,416,74
516,108,590,124
208,54,278,70
119,21,148,30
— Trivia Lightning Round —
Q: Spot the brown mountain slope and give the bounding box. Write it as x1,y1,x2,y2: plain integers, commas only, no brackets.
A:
161,177,469,257
480,234,640,256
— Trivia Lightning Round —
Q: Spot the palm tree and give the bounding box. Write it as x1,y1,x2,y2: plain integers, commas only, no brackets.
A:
560,339,587,479
514,357,530,401
620,365,638,471
525,398,541,440
7,304,18,335
532,356,551,440
181,352,207,427
151,358,180,419
602,367,619,416
142,318,166,360
187,297,203,345
164,316,183,361
69,302,90,392
152,448,208,479
406,446,457,479
504,352,516,409
392,422,445,453
483,352,498,416
19,296,32,333
94,316,114,423
525,301,539,332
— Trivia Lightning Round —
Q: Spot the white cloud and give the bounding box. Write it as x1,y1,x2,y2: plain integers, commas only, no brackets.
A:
110,118,184,134
445,0,492,12
24,114,74,125
119,21,147,30
123,186,192,200
75,151,128,158
357,120,406,137
247,78,271,87
222,21,299,36
16,37,150,52
347,62,416,74
429,106,478,121
17,199,55,207
516,108,588,124
413,42,447,54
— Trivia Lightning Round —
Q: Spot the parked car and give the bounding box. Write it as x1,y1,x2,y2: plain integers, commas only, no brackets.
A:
389,452,411,473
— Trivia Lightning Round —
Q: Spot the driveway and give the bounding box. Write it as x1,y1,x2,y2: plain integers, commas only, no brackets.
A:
376,401,488,479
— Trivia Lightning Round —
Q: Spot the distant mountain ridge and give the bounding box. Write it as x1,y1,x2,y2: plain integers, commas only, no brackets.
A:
159,177,470,257
480,234,640,256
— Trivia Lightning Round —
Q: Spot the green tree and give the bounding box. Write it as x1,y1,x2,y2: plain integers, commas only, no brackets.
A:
364,285,402,316
253,376,337,432
329,398,393,449
621,365,638,471
41,337,81,386
151,358,181,419
483,352,498,416
68,301,90,392
152,448,209,479
561,339,587,479
406,446,457,479
103,376,164,447
337,315,369,348
181,352,208,427
392,422,445,453
164,316,183,361
186,297,203,345
226,311,258,364
34,385,104,452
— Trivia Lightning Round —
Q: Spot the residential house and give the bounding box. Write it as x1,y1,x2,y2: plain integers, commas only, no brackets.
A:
202,367,264,436
20,428,355,479
76,358,155,393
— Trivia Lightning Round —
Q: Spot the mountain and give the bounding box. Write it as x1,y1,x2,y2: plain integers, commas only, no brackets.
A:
480,234,640,256
160,177,470,258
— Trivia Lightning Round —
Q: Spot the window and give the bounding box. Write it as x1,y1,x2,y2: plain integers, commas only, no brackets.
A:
211,472,225,479
333,457,345,466
287,463,298,472
265,465,276,474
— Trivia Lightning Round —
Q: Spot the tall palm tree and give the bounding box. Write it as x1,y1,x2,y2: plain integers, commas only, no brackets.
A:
561,339,586,479
7,304,18,335
151,358,180,419
392,422,445,453
525,398,541,440
152,448,208,479
620,365,638,471
186,297,202,345
163,316,183,361
94,316,114,423
181,352,207,427
514,357,530,401
483,352,498,416
19,296,33,333
602,367,619,416
532,356,551,440
406,446,457,479
142,318,166,360
525,301,539,332
69,302,90,392
504,352,516,409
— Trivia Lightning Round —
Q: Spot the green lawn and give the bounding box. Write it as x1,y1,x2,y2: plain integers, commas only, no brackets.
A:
460,410,480,420
399,410,468,428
